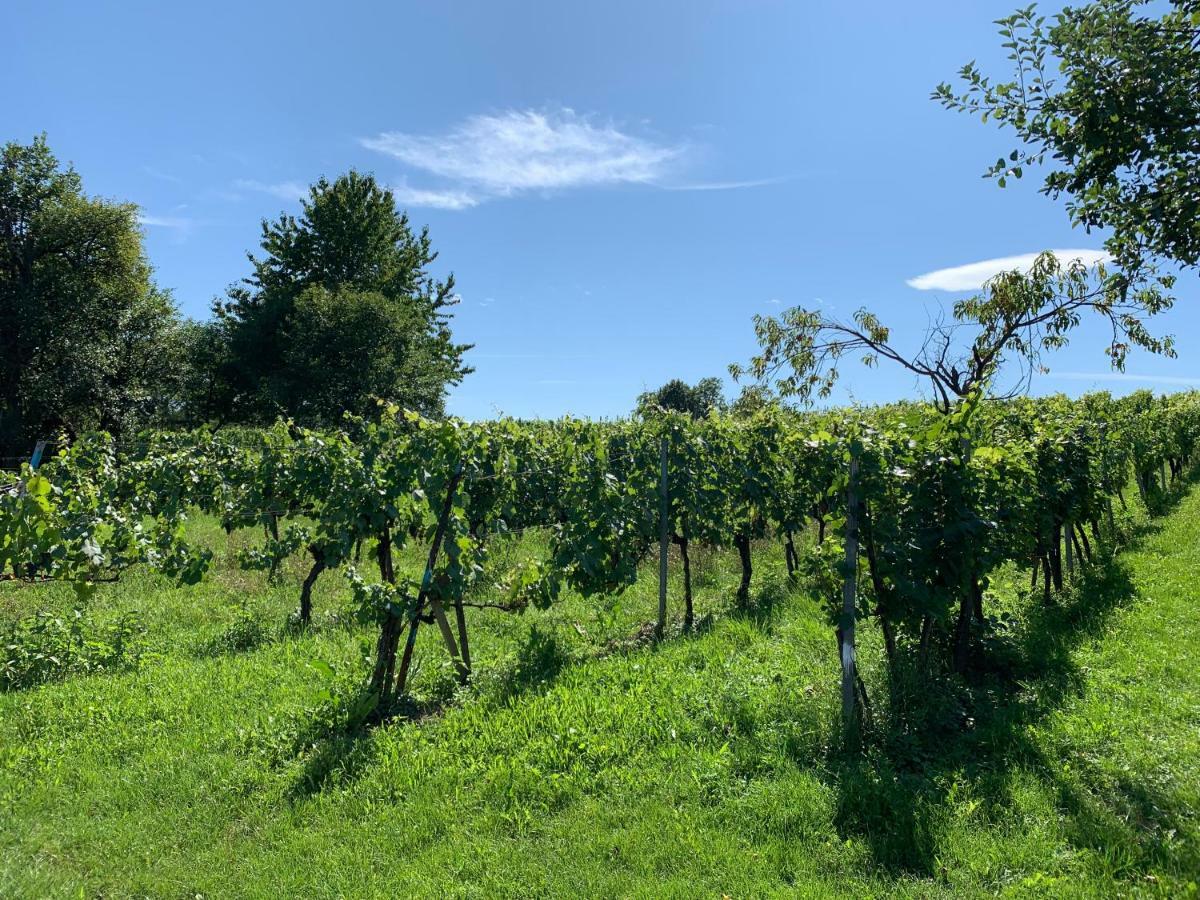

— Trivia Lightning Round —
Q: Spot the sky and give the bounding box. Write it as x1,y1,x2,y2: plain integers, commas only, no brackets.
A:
9,0,1199,419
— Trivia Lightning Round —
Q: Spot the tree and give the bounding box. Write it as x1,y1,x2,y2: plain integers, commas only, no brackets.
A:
636,377,726,419
215,171,471,426
731,252,1173,412
935,1,1200,274
0,136,184,453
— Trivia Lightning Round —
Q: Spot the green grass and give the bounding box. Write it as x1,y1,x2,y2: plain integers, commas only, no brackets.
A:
1,485,1199,897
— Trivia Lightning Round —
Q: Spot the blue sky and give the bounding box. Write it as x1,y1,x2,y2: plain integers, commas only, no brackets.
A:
10,0,1199,419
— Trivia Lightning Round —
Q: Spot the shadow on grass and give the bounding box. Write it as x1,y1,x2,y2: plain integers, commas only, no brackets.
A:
829,469,1200,880
492,624,573,704
733,574,793,631
282,623,575,799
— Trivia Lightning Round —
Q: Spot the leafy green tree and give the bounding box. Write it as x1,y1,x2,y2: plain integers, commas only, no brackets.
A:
936,0,1200,273
0,136,184,453
215,171,471,425
636,377,726,419
732,252,1173,410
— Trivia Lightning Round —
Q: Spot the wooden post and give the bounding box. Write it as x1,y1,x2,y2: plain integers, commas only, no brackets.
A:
656,435,669,641
395,462,465,699
29,440,46,470
1064,518,1074,579
430,597,470,684
840,452,860,744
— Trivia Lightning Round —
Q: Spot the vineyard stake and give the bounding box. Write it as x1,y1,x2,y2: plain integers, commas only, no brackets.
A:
656,434,669,640
395,462,465,699
840,450,860,746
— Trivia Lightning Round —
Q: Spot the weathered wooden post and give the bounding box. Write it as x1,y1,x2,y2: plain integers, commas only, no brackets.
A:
840,450,860,745
656,435,669,640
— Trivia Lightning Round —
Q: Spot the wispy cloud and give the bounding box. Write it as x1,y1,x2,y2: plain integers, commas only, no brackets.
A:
143,166,183,185
364,108,681,192
234,178,308,202
658,175,789,192
390,181,480,211
137,213,192,229
907,249,1112,292
1045,371,1200,387
361,108,685,206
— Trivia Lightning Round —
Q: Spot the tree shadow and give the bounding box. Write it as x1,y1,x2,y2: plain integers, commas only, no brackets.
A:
827,483,1196,882
491,624,573,704
732,574,792,631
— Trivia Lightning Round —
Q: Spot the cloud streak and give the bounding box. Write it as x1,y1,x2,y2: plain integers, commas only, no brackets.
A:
390,181,480,211
907,249,1111,292
137,213,192,229
234,178,309,202
658,175,789,192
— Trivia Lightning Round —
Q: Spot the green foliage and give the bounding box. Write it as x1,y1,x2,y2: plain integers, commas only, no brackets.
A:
1,607,147,691
213,171,472,426
734,252,1173,411
636,376,726,419
201,602,271,656
936,0,1200,273
0,136,187,452
24,388,1199,705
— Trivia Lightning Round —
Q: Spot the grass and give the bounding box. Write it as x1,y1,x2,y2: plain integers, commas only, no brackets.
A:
1,483,1199,897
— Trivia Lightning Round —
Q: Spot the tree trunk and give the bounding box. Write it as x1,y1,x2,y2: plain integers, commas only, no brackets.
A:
784,530,798,578
1076,524,1092,562
1050,527,1064,591
680,535,694,632
918,615,934,672
735,533,752,606
298,550,326,625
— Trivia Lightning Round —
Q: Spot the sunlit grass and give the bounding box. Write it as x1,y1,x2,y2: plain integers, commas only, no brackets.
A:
1,484,1198,897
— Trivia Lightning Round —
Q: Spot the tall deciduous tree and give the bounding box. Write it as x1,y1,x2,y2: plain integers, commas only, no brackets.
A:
0,136,183,453
936,0,1200,274
215,171,471,425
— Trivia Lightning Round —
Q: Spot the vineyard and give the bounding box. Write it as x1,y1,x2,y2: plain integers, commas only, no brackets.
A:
4,390,1200,894
5,389,1199,721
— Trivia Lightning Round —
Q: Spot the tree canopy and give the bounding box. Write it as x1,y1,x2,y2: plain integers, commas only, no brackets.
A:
636,377,726,419
936,0,1200,274
0,135,184,453
214,171,472,426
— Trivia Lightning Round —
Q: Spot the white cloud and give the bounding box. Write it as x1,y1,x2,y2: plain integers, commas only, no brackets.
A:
1046,371,1200,387
137,213,192,229
907,249,1112,292
234,179,308,202
658,176,788,192
390,181,480,211
361,108,684,202
143,166,183,185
